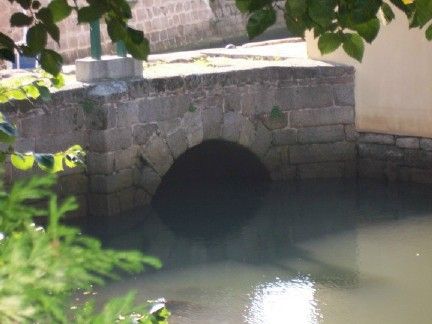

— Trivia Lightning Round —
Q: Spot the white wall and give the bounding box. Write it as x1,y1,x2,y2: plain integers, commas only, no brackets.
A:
306,8,432,138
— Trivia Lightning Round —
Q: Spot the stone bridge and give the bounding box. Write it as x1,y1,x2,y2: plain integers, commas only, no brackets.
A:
3,60,358,217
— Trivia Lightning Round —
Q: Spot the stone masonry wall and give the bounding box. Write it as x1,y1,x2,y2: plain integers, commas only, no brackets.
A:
1,0,267,64
2,64,356,218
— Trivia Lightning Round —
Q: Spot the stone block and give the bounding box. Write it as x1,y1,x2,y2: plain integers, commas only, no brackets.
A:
396,137,420,149
181,110,203,147
137,95,189,122
298,125,345,144
274,87,295,111
403,149,432,168
134,189,152,207
298,162,345,179
114,146,137,171
420,138,432,151
57,174,88,196
262,146,289,171
290,142,356,164
254,86,277,114
117,101,139,128
133,123,159,145
333,83,355,106
223,93,241,112
291,106,354,127
358,159,385,179
222,111,241,142
202,107,223,140
270,165,297,181
83,103,116,130
167,129,188,158
134,167,162,195
76,56,143,83
294,85,334,109
89,127,133,152
140,135,173,176
259,112,288,130
35,131,86,153
87,152,115,175
399,167,432,184
272,128,297,146
239,117,256,147
344,124,359,142
249,122,272,158
358,133,395,145
358,143,403,162
90,169,133,194
88,193,120,216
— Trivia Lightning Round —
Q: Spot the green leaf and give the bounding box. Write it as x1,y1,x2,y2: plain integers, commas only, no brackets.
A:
51,74,65,89
0,121,17,144
106,18,126,42
11,152,35,170
318,32,343,54
32,0,41,10
16,0,32,10
414,0,432,27
10,12,33,27
381,3,395,23
343,33,365,62
44,22,60,44
0,32,15,49
235,0,267,12
247,7,277,39
26,24,47,54
35,84,51,102
0,48,15,63
426,23,432,40
284,13,307,36
286,0,307,17
52,153,64,173
353,18,380,43
308,0,335,27
48,0,72,23
40,49,63,76
235,0,251,12
124,35,149,60
78,6,104,23
7,89,27,100
22,84,40,99
35,153,55,172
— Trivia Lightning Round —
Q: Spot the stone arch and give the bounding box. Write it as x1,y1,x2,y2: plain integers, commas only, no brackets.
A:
133,107,286,201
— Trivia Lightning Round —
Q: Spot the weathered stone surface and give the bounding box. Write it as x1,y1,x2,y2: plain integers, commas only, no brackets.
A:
182,110,203,147
399,167,432,184
223,92,241,112
140,135,173,175
358,133,395,145
298,125,345,144
396,137,420,149
133,123,159,145
298,162,346,179
249,122,272,157
403,149,432,168
259,112,288,130
291,106,354,127
88,193,120,216
87,152,115,175
272,128,297,146
83,104,116,130
274,87,295,111
333,84,355,106
202,107,223,140
137,95,189,122
239,117,256,147
89,127,133,152
358,143,403,161
420,138,432,151
90,169,133,194
222,112,241,142
358,159,385,179
262,146,289,171
290,142,356,164
35,131,86,153
166,129,188,158
294,85,334,109
134,167,161,195
344,124,359,142
270,165,297,181
117,101,138,128
114,147,137,171
57,174,88,196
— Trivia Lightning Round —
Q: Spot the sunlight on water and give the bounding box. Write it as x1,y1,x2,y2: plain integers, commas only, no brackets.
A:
245,277,321,324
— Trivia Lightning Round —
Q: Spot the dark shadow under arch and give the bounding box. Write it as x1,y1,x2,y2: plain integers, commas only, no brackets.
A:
152,140,271,239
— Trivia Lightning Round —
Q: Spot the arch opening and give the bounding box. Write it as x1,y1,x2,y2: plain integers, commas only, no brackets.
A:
152,140,271,239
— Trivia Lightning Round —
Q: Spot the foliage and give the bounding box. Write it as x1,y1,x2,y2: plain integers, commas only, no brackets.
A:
1,0,149,77
0,173,170,323
235,0,432,61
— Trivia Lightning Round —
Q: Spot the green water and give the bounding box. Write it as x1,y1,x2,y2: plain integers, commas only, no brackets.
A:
83,179,432,324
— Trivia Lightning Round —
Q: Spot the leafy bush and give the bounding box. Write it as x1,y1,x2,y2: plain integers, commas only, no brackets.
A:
0,173,170,323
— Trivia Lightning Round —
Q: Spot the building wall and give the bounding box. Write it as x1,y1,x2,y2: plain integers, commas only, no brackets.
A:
1,0,251,64
306,6,432,139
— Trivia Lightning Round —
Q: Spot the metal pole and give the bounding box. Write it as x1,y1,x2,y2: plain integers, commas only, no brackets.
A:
116,41,127,57
90,20,102,60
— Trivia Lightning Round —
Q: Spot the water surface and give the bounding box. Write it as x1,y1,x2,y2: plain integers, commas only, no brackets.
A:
83,179,432,324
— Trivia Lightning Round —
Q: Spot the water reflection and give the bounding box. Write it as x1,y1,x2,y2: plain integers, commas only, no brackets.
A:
245,277,321,324
80,179,432,323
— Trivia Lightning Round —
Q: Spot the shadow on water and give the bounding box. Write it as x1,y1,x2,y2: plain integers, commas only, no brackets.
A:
151,140,271,240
